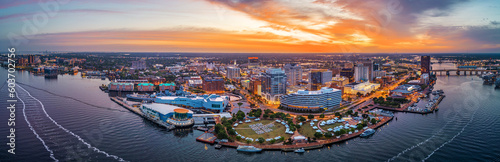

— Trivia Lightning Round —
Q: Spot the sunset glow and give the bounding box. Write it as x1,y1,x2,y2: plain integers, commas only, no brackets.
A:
1,0,499,53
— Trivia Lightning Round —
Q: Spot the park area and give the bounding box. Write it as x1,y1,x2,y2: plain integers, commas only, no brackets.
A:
299,120,344,138
234,119,291,141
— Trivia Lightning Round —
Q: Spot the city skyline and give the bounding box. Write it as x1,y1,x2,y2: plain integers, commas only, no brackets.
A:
1,0,499,53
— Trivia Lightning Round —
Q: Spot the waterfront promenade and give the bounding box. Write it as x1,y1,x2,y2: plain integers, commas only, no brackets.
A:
219,116,393,151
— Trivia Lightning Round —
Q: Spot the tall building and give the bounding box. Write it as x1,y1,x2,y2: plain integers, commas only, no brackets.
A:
227,66,240,80
249,78,262,96
373,63,379,71
361,60,374,80
284,63,302,86
354,63,370,82
421,55,431,74
340,68,354,81
261,68,287,104
28,55,35,64
310,69,332,90
280,87,342,112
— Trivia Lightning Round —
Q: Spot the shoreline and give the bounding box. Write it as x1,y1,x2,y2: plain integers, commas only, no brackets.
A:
219,116,394,151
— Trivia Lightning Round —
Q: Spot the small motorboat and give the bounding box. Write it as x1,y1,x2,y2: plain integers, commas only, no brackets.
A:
215,144,222,149
294,148,305,153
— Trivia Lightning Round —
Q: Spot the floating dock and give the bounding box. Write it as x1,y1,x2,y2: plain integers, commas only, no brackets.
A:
196,132,217,144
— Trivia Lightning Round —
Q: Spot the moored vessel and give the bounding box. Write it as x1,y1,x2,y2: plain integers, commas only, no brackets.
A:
360,129,375,137
237,145,262,152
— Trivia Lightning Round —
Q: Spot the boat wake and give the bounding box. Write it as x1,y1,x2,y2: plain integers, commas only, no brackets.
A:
16,84,126,161
17,82,128,113
422,108,478,161
386,115,457,162
17,90,58,161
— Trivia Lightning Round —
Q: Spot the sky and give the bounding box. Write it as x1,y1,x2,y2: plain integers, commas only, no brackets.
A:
1,0,499,53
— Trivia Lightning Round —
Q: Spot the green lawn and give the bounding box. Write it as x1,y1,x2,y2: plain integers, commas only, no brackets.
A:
298,123,317,138
233,119,291,142
236,119,273,128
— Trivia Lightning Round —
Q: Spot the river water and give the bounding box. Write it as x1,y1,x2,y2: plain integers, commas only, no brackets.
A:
1,65,499,161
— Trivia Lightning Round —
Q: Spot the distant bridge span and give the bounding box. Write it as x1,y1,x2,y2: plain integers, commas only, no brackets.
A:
430,69,499,76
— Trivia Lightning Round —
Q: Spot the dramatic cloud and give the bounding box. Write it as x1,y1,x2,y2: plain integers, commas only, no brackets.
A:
1,0,498,52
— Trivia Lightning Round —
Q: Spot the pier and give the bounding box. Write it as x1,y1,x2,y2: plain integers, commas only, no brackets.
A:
364,94,444,114
196,132,217,144
110,97,175,130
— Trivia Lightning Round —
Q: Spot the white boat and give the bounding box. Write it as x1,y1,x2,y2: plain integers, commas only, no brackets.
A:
294,148,305,153
237,145,262,152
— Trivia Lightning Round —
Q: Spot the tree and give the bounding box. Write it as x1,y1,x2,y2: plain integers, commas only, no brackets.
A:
319,113,325,118
214,124,224,134
314,132,323,139
335,112,341,117
270,139,276,144
263,114,269,118
297,115,306,122
371,118,377,124
258,137,265,144
228,129,236,135
308,114,314,119
325,132,333,138
237,102,243,112
339,129,346,135
217,131,228,139
236,110,245,120
357,124,364,130
246,139,251,144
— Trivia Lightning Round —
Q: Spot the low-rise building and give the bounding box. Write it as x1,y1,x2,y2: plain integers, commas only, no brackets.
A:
141,103,194,127
344,82,380,95
137,83,155,92
155,94,229,112
188,76,203,87
332,76,349,87
202,77,224,93
108,82,134,91
159,83,176,92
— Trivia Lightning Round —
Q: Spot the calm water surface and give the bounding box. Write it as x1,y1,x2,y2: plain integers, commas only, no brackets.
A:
1,66,499,161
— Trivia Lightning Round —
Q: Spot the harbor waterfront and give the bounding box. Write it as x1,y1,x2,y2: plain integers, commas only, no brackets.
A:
1,67,500,161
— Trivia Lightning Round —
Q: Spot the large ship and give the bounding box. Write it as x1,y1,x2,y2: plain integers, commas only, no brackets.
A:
236,146,262,152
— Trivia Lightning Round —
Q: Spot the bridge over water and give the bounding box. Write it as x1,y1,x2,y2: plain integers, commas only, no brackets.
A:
431,69,499,76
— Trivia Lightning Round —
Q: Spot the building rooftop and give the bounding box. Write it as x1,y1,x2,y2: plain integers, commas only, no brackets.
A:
296,87,340,95
143,103,193,115
160,83,176,86
138,83,154,86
